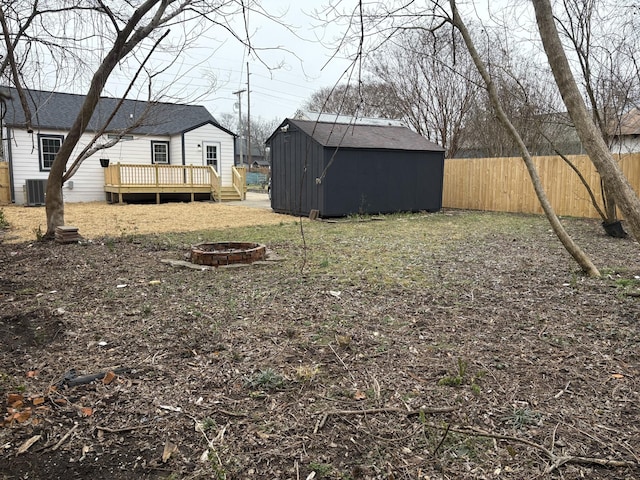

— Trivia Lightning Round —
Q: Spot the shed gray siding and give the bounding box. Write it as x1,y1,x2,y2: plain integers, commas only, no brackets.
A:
270,124,325,216
321,149,444,217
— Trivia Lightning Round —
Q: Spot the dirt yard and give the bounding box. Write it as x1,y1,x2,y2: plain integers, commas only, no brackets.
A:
0,197,288,243
0,207,639,479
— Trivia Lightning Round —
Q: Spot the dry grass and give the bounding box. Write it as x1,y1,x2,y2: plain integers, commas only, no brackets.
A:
1,201,293,243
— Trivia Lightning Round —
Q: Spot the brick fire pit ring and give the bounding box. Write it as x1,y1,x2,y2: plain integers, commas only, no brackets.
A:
190,242,267,266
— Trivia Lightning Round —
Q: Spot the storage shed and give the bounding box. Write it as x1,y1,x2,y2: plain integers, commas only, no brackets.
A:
266,118,445,217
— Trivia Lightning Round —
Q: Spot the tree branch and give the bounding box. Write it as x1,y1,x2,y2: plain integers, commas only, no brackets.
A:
0,7,34,132
62,29,170,181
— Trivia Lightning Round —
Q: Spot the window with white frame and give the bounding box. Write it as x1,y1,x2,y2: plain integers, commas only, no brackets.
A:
38,134,64,171
151,141,169,164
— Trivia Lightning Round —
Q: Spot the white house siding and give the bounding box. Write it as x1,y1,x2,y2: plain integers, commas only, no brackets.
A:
9,127,171,204
612,136,640,154
169,134,182,166
182,124,235,187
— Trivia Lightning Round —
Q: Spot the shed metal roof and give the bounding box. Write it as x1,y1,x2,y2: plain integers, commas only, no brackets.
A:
287,119,444,152
294,110,407,127
1,87,232,136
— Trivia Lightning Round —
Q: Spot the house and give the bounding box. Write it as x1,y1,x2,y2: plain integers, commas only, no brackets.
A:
250,158,270,169
1,87,240,205
611,108,640,153
266,117,445,217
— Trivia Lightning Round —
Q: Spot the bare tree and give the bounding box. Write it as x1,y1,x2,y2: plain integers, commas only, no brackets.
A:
460,49,556,158
226,114,280,165
304,81,402,119
316,0,601,275
554,0,640,232
0,0,280,238
216,112,239,133
533,0,640,243
224,114,280,163
557,0,640,143
368,28,479,157
248,116,280,162
447,0,599,276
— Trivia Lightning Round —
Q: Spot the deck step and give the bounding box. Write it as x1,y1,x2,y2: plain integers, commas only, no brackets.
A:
217,186,244,202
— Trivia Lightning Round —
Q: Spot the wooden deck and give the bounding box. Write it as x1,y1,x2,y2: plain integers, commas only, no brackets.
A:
103,163,246,204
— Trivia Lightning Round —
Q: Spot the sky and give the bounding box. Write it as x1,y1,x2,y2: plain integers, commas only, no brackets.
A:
127,1,355,126
23,1,352,128
67,1,512,128
23,0,524,129
175,0,505,125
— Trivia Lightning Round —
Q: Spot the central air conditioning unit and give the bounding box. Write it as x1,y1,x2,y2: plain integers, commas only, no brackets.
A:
25,179,47,206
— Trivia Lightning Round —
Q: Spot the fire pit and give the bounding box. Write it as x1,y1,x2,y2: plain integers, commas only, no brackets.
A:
190,242,267,267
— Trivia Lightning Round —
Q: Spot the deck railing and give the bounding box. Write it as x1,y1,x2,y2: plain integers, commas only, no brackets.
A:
232,165,247,200
104,163,221,203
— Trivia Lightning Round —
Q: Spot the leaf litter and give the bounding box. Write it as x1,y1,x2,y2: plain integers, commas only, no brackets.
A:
0,207,638,479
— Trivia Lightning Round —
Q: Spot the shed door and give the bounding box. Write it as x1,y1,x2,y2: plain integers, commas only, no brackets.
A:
203,142,220,178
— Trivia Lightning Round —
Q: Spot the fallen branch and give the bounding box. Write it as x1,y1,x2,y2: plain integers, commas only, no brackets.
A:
51,422,78,451
313,405,456,433
324,406,457,416
433,422,451,456
56,367,131,388
546,455,637,474
428,424,638,473
315,403,637,472
313,413,328,434
96,424,151,434
328,343,355,382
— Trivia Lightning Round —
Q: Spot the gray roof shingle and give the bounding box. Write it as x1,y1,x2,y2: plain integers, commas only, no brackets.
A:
2,88,230,136
289,119,444,152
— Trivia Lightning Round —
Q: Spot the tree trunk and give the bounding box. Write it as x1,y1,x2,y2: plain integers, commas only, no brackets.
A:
43,0,168,238
533,0,640,242
45,163,65,236
601,186,620,226
44,62,117,238
450,0,600,277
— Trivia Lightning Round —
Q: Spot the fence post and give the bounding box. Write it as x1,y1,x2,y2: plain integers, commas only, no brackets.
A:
0,162,10,204
155,163,160,204
116,163,123,203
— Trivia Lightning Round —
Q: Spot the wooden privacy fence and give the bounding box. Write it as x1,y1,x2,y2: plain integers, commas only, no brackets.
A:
442,153,640,219
0,162,9,204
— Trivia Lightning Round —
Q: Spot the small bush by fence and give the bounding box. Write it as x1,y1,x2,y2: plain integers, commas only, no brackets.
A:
442,153,640,218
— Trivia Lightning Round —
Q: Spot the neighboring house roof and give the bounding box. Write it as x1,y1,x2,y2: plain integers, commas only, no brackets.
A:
1,87,234,136
294,109,406,127
280,119,444,152
612,108,640,136
251,159,270,167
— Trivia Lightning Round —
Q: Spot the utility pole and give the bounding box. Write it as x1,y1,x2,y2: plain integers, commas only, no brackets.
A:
247,62,252,170
232,88,246,166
